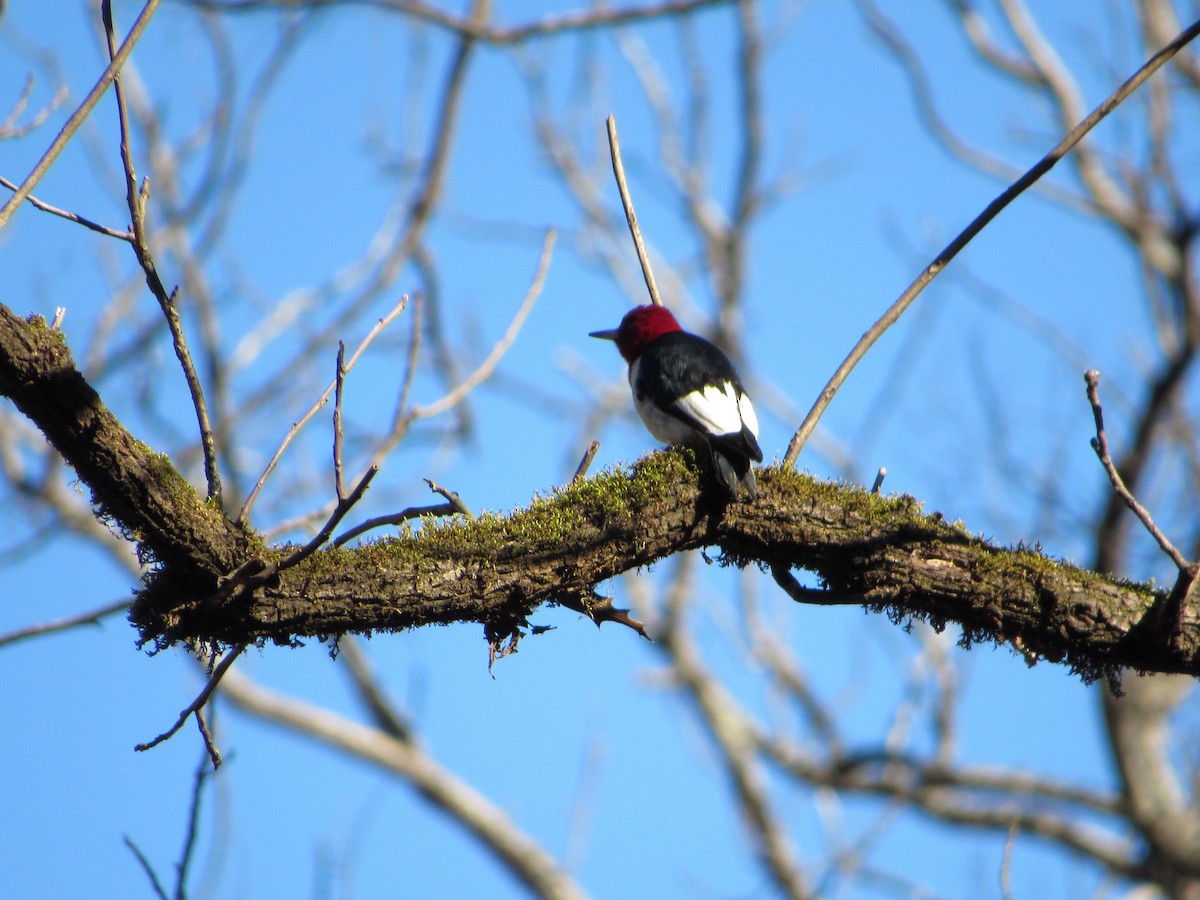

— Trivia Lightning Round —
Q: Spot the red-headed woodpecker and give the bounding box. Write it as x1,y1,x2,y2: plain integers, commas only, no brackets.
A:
591,304,763,500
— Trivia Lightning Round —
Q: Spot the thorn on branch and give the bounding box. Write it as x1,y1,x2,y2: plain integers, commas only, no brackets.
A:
557,587,650,640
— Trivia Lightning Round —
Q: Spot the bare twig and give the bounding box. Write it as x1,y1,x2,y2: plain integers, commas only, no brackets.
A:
123,835,170,900
406,231,554,422
425,478,474,519
572,439,601,482
0,76,67,140
742,586,841,751
759,742,1135,871
870,467,887,494
0,598,130,648
238,294,409,525
393,292,424,433
606,115,663,307
1000,823,1017,900
1084,370,1189,571
215,667,588,900
332,504,455,547
338,637,413,742
176,745,215,895
194,708,221,769
271,465,379,572
782,15,1200,467
135,642,246,753
0,0,163,232
0,175,133,240
103,0,223,504
661,555,812,899
332,471,477,548
333,342,347,501
184,0,732,46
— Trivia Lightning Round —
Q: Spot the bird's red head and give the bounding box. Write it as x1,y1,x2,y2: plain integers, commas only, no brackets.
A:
590,304,683,363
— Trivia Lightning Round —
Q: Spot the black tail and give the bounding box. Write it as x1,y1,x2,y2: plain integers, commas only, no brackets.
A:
710,446,757,501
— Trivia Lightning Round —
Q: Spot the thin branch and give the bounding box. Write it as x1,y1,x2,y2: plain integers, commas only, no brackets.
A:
782,15,1200,467
572,440,601,482
1084,370,1189,571
0,0,163,231
760,740,1136,872
333,342,347,501
870,467,887,494
135,642,246,753
0,598,130,648
102,0,223,504
859,0,1087,216
661,555,813,899
606,115,663,307
175,745,215,897
0,175,133,240
332,503,456,547
404,230,554,422
184,0,733,46
424,478,474,519
237,294,409,526
331,470,475,549
338,636,414,742
0,76,67,140
215,667,588,900
742,586,841,751
123,835,170,900
555,587,649,639
1000,824,1017,900
271,465,378,572
393,292,424,434
195,708,221,769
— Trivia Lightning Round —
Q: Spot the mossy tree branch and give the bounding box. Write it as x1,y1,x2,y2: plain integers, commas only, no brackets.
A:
133,453,1193,682
0,303,1193,680
0,305,252,581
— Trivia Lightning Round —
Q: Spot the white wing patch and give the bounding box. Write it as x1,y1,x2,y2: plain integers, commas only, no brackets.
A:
673,382,747,437
737,390,759,438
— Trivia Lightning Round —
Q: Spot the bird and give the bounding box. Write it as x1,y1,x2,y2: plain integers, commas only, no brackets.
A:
591,304,763,500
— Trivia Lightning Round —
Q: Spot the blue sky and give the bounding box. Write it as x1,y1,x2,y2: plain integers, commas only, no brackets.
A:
0,1,1187,898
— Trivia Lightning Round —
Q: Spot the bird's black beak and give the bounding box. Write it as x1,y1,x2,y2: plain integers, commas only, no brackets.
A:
589,328,618,341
